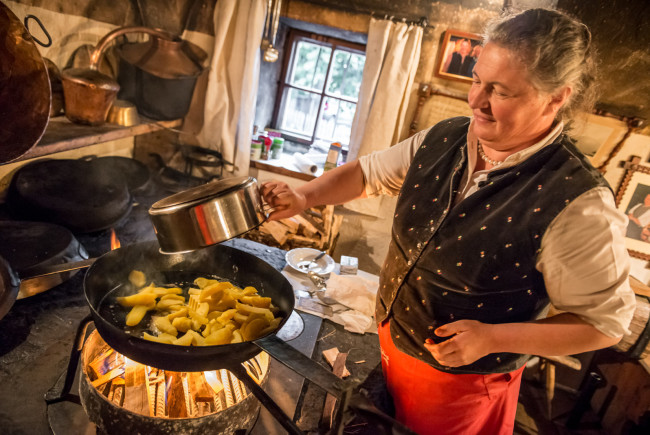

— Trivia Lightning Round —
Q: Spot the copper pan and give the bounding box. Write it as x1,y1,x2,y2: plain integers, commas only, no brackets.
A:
0,1,51,164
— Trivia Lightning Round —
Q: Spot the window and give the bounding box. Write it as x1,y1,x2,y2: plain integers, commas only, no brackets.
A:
274,30,366,149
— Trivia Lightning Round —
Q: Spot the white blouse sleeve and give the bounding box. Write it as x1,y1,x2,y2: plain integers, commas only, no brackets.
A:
357,127,431,197
536,187,636,337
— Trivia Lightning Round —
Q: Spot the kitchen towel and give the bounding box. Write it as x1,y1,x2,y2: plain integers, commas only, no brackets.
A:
293,153,318,174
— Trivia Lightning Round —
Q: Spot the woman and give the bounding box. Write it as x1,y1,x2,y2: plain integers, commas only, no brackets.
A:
262,8,635,434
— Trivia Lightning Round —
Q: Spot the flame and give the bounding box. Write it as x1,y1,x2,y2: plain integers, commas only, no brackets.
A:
110,228,121,250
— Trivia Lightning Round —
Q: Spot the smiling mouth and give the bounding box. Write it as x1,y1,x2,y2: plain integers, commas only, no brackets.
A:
474,113,495,123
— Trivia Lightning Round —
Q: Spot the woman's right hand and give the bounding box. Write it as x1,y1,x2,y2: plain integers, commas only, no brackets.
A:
260,181,307,220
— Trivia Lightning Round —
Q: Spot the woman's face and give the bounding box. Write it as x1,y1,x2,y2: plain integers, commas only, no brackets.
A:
468,43,566,152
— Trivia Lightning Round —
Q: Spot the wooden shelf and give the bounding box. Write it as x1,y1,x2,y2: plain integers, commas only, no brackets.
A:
13,116,182,162
250,159,317,181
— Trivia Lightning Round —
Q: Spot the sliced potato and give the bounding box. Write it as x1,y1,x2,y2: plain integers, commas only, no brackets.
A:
128,270,147,288
143,332,176,344
117,292,157,307
154,316,178,336
126,303,153,326
172,316,192,333
173,331,195,346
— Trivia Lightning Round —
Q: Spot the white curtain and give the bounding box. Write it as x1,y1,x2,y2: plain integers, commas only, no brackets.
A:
198,0,266,176
347,19,423,161
344,19,422,217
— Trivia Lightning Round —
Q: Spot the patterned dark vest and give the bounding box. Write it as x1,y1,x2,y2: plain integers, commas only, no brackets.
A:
377,117,611,374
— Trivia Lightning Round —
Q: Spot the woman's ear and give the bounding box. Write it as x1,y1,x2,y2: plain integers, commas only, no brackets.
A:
546,86,572,115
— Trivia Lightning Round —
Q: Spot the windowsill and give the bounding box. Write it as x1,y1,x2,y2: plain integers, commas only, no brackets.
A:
250,152,324,181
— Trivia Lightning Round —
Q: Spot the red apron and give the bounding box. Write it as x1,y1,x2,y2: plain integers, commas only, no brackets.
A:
378,321,524,435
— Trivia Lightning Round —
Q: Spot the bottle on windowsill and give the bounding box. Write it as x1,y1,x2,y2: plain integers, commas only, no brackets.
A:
324,142,341,171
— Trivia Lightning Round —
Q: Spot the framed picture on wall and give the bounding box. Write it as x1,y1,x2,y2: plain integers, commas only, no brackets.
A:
571,112,628,168
434,29,482,83
616,160,650,260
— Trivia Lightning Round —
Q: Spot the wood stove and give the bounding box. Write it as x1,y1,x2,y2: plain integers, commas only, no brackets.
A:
79,330,267,434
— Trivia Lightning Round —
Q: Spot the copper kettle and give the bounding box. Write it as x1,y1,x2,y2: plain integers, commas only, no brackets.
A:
60,27,178,126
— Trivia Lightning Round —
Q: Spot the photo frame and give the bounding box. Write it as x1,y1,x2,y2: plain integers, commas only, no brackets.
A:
434,29,482,83
615,159,650,260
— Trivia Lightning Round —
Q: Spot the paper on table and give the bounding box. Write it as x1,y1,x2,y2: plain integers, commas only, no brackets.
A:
281,264,379,334
293,153,317,174
323,273,376,316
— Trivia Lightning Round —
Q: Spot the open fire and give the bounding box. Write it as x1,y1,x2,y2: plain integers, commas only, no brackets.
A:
80,329,269,431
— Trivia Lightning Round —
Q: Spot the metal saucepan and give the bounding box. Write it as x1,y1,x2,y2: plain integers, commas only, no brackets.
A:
149,176,270,253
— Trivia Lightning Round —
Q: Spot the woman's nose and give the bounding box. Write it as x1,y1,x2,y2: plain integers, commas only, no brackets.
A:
468,86,489,110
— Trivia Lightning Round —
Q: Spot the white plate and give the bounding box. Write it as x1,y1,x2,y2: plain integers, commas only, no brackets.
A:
285,248,335,275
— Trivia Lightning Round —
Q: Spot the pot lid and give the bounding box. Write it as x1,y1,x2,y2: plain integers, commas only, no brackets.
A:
0,1,51,164
7,159,132,233
150,176,253,213
117,36,208,79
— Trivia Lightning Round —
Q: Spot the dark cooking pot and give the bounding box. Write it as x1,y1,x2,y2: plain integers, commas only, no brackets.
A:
109,26,208,120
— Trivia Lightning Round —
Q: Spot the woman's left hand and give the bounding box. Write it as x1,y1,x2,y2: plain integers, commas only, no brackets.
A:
423,320,496,367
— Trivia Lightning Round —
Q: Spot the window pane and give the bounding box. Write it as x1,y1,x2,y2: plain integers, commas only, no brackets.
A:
277,87,321,138
325,50,365,100
315,97,356,146
288,40,332,92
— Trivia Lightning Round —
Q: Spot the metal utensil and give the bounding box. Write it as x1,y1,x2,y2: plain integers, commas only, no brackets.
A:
308,271,337,305
263,0,281,62
297,251,327,272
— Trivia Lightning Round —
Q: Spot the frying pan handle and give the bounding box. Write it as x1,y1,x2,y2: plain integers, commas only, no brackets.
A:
254,334,348,397
229,364,303,435
19,258,96,280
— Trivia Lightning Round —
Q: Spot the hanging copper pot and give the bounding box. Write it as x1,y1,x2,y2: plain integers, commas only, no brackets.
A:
0,1,51,164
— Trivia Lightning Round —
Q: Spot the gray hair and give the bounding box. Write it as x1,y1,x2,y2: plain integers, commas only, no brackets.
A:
483,8,598,123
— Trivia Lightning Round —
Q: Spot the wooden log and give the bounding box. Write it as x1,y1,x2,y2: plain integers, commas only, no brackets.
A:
320,351,348,430
259,220,290,245
88,347,118,378
165,371,189,418
281,216,301,233
123,363,150,416
287,233,322,247
91,367,125,389
326,214,344,253
296,211,326,235
190,372,216,403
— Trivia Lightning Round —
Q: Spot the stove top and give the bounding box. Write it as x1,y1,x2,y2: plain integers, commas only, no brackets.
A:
0,178,322,434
